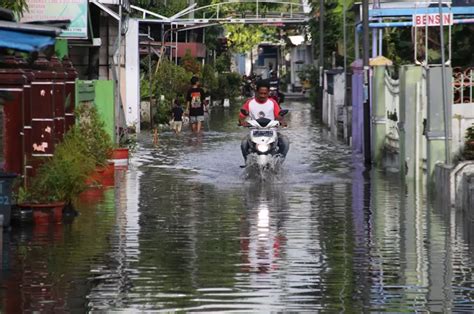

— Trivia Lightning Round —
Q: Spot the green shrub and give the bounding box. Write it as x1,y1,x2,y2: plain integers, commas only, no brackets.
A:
17,103,113,205
465,124,474,141
19,127,96,204
181,49,201,74
155,59,193,102
153,98,172,125
463,124,474,160
201,63,218,94
296,64,319,104
75,103,114,166
212,72,242,101
215,54,231,73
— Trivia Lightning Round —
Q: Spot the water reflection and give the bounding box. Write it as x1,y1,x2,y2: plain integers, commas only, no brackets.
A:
2,101,474,312
87,168,142,310
1,186,116,312
239,183,289,298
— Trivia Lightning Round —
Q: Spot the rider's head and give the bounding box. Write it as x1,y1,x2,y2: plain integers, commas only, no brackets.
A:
255,80,270,102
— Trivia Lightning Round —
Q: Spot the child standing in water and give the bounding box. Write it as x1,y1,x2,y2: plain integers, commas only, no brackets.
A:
171,98,184,135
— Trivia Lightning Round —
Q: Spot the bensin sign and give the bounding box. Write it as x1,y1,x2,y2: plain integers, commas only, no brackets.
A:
413,13,453,27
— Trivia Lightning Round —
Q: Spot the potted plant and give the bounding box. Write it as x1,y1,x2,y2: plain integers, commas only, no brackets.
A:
17,127,96,224
464,124,474,160
75,103,132,168
111,127,137,167
74,103,117,185
75,103,114,167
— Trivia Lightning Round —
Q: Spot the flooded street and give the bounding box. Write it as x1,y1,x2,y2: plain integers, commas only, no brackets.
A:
2,100,474,312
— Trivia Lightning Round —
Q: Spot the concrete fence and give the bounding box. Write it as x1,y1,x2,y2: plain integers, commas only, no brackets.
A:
369,65,455,183
322,68,345,140
452,104,474,157
452,162,474,211
434,162,453,208
321,62,473,208
460,173,474,212
425,160,474,210
372,66,400,172
0,56,78,182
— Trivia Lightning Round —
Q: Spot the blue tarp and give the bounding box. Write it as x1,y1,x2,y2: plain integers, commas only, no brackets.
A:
0,29,55,52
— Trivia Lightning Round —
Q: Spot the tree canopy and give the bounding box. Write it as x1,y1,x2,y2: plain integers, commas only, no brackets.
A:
0,0,28,17
226,24,276,54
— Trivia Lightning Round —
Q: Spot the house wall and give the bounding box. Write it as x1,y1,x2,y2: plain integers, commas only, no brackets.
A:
165,42,206,59
290,45,312,91
99,13,118,81
452,104,474,157
125,18,140,132
68,11,117,81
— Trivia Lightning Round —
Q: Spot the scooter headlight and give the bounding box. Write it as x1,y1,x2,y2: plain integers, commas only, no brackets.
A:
256,143,270,153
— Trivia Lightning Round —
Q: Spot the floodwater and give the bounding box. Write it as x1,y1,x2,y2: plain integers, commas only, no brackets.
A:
2,100,474,312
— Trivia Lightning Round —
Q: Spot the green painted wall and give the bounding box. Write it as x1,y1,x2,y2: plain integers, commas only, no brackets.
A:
75,80,115,142
55,39,68,60
94,80,115,142
75,80,94,103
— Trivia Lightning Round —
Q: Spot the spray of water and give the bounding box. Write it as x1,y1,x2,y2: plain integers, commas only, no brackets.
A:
242,154,286,181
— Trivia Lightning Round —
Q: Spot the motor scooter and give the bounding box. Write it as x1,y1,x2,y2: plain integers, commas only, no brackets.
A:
240,109,289,172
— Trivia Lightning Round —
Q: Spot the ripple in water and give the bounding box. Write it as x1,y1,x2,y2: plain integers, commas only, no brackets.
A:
5,101,474,312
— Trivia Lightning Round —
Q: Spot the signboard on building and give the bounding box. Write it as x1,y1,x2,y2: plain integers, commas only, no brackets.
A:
413,13,453,27
98,0,130,11
21,0,88,39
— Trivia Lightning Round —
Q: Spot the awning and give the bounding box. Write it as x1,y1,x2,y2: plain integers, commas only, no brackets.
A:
0,29,56,52
0,13,64,52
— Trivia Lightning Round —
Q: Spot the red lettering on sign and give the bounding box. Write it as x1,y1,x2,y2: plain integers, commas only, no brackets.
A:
413,13,453,27
415,15,422,25
444,14,451,25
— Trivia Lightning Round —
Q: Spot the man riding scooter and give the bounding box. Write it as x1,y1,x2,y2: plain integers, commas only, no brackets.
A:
241,75,254,98
268,71,285,105
239,80,289,163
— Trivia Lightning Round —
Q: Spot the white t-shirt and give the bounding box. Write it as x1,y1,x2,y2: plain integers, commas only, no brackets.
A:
241,97,280,120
